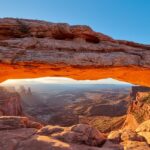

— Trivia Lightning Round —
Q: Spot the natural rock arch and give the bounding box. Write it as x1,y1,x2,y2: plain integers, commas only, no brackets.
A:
0,18,150,86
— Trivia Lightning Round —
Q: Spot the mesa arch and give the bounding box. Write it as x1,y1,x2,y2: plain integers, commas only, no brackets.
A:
0,18,150,86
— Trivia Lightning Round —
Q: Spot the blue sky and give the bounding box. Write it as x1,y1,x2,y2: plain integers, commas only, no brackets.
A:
0,0,149,44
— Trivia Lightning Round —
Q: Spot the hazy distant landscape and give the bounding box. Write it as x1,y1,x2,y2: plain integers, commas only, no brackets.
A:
1,77,132,131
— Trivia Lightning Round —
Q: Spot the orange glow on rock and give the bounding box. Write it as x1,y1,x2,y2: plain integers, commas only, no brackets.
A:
0,63,150,87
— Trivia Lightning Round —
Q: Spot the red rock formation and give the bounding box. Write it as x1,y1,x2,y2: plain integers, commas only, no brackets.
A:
0,86,22,116
123,86,150,130
0,18,150,86
0,119,107,150
0,116,150,150
129,92,150,122
0,116,42,130
130,86,150,99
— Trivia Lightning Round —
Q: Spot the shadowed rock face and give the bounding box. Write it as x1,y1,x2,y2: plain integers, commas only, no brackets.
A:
0,18,150,86
130,86,150,99
0,86,22,116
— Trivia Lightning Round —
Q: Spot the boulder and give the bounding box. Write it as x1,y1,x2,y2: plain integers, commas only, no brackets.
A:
49,124,106,147
108,129,146,144
121,129,145,142
37,125,64,135
60,124,106,146
107,130,121,143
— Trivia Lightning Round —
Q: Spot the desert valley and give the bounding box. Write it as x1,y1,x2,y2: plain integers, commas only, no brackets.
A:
0,76,150,150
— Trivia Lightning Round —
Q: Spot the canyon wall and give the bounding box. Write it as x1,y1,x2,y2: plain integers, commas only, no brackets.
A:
0,86,22,116
123,86,150,130
130,86,150,99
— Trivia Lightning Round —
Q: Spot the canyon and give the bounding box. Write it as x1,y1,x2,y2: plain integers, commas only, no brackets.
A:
0,18,150,149
0,82,150,149
18,83,130,129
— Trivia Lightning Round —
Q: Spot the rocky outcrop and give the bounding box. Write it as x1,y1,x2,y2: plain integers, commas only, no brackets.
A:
1,116,150,150
0,18,150,86
0,116,42,150
18,86,32,96
107,121,150,150
0,117,118,150
136,120,150,144
123,86,150,130
0,86,22,116
130,86,150,99
130,92,150,124
38,124,106,147
0,116,43,130
108,129,146,146
0,128,37,150
122,114,139,131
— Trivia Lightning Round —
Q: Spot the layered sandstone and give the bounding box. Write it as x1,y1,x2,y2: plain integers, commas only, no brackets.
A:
123,86,150,130
0,86,22,116
130,86,150,99
0,18,150,86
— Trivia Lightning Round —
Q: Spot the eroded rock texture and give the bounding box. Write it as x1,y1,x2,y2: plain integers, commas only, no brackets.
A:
0,18,150,86
0,86,22,116
123,86,150,130
1,116,150,150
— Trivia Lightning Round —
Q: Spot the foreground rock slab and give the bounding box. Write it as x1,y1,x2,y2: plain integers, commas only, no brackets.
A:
1,117,150,150
0,116,43,130
0,117,122,150
0,128,37,150
136,120,150,144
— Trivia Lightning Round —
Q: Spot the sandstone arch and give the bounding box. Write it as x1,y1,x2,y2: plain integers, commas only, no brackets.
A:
0,18,150,86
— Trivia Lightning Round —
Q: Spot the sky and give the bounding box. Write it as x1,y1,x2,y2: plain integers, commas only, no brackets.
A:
1,77,132,85
0,0,149,44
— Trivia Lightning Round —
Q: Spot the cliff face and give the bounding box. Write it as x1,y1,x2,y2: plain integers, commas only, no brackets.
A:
0,86,22,116
123,86,150,130
129,92,150,123
0,18,150,86
130,86,150,99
